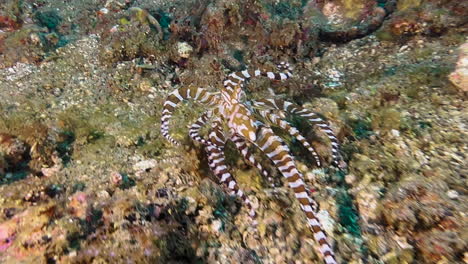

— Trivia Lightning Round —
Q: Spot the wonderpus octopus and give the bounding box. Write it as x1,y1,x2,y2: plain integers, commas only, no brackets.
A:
161,62,345,264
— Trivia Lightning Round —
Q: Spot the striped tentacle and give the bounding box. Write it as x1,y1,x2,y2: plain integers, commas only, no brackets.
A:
253,99,344,170
206,119,257,223
161,87,219,145
231,133,275,187
256,109,322,168
223,62,293,90
254,125,337,264
188,111,212,145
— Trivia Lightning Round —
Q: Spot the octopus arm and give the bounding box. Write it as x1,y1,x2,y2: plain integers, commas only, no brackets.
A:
188,110,212,145
223,62,293,91
205,119,257,223
161,87,219,145
256,108,322,167
253,99,344,170
230,133,274,187
253,125,337,264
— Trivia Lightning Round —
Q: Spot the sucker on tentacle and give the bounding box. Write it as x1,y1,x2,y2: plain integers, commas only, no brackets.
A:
160,61,344,264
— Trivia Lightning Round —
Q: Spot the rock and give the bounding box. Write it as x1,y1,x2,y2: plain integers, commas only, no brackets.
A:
177,42,193,59
0,203,59,261
138,78,153,92
446,190,459,200
133,159,157,172
0,133,27,169
415,229,466,263
68,192,88,219
448,42,468,92
211,219,222,234
110,171,123,185
356,185,381,224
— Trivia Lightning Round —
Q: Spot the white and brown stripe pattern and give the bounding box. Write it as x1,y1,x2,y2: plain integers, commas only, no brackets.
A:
256,109,322,167
187,115,260,224
223,62,293,92
161,61,342,263
188,111,212,145
206,121,257,223
230,133,274,186
254,125,337,264
253,99,344,170
161,87,219,145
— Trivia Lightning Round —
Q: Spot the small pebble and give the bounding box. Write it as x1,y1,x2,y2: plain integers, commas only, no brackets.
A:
446,190,459,200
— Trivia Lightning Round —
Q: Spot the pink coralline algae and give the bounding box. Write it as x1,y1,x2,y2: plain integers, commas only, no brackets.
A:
448,42,468,92
0,221,16,251
69,191,89,219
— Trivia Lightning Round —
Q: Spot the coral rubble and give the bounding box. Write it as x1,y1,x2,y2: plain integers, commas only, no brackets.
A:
0,0,466,263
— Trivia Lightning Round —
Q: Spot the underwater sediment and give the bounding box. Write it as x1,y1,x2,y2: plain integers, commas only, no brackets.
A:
0,0,467,263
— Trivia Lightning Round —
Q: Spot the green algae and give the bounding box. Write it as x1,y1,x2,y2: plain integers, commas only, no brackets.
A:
336,188,362,237
54,103,166,167
375,30,396,41
397,0,421,11
45,183,64,198
34,10,62,31
156,10,171,29
264,0,306,21
341,0,367,20
72,181,86,193
212,189,238,231
232,49,244,65
66,208,104,251
406,63,452,89
348,118,373,140
371,108,401,133
155,10,172,40
136,139,165,157
155,231,203,263
56,130,75,166
0,170,28,185
400,117,432,137
118,173,136,190
328,91,349,110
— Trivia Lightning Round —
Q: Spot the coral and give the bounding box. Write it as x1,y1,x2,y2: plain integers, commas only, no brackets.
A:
0,203,64,262
263,0,306,21
176,41,193,59
68,191,88,219
376,0,468,41
128,7,163,41
99,7,165,64
0,0,466,263
0,25,47,66
0,15,20,32
374,175,466,262
0,133,27,171
301,0,396,43
34,10,62,31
